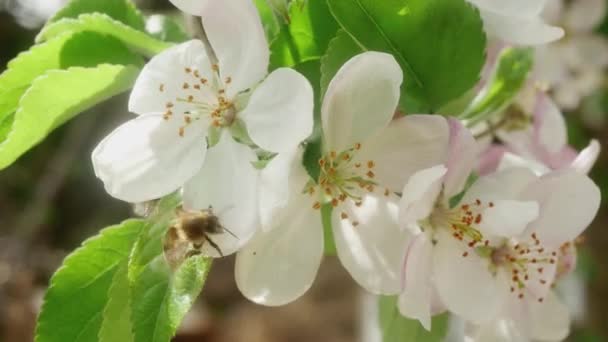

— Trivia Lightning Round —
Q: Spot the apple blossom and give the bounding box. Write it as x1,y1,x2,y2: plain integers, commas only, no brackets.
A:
234,52,450,306
466,0,564,46
397,120,537,329
397,118,600,334
477,85,600,175
432,168,599,340
92,0,314,257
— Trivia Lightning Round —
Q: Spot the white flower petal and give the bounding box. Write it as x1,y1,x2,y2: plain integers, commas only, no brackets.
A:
92,115,207,202
497,152,550,176
478,10,564,45
433,230,509,323
168,0,210,15
333,193,410,295
467,0,547,18
241,68,314,152
322,52,403,152
398,234,433,331
129,40,215,116
182,133,259,257
444,118,477,198
571,139,600,175
528,296,570,340
478,200,539,239
524,292,570,341
522,170,600,248
534,92,567,155
259,146,310,231
201,0,269,95
463,167,538,204
399,165,447,227
235,193,323,306
470,318,528,342
356,115,450,192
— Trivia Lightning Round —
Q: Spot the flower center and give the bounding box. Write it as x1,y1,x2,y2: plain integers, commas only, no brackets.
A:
431,198,493,256
158,64,237,137
304,143,388,209
490,233,557,302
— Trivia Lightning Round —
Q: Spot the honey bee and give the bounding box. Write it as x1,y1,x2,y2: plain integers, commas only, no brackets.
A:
163,206,237,269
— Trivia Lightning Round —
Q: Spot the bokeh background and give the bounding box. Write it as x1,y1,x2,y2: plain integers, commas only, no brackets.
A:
0,1,607,341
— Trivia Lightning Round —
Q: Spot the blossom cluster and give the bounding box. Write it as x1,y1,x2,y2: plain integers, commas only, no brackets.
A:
90,0,602,341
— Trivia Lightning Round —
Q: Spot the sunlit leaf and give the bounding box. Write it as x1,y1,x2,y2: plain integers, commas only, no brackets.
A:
35,220,145,342
0,32,143,138
270,0,339,68
327,0,486,112
49,0,145,30
38,13,172,57
0,64,140,169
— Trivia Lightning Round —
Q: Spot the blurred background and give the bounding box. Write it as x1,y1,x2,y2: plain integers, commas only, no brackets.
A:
0,0,607,341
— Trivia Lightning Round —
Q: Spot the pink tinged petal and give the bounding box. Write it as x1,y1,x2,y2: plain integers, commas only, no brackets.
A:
399,165,447,227
92,115,207,203
321,52,403,152
496,128,536,162
235,193,324,306
259,146,310,232
522,170,601,248
533,92,567,155
356,115,450,192
478,200,539,238
182,133,259,257
240,68,314,152
398,234,433,330
444,118,477,198
168,0,210,15
129,40,215,115
333,193,410,295
477,10,564,45
433,230,509,323
477,144,506,176
201,0,269,96
571,139,600,175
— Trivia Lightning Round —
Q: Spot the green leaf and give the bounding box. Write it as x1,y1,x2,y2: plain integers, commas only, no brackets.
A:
38,13,173,57
49,0,145,30
270,0,339,68
128,194,212,342
379,296,449,342
99,264,134,342
35,220,145,342
0,31,144,141
327,0,486,112
320,29,363,99
145,15,190,43
255,0,281,41
0,64,140,170
460,47,534,124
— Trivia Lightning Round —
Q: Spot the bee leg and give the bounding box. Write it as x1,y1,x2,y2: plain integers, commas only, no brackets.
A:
204,235,224,257
221,225,238,239
185,249,202,258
